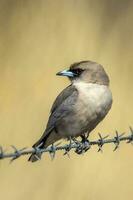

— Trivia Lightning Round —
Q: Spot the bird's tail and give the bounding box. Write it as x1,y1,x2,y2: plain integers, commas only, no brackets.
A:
28,150,42,162
28,141,45,162
28,129,61,162
28,132,51,162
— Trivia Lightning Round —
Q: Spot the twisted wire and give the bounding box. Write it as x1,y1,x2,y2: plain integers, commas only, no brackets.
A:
0,127,133,162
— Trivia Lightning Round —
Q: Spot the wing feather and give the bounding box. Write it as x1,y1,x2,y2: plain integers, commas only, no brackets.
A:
45,85,78,135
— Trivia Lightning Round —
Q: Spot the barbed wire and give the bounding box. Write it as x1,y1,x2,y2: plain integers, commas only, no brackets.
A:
0,127,133,162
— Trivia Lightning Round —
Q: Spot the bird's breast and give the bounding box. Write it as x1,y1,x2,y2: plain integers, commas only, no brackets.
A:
74,82,112,124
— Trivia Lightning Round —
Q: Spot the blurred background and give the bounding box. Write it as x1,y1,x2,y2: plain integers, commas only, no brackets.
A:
0,0,133,199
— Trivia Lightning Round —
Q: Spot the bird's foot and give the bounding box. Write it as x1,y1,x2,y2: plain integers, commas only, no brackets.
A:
75,135,90,154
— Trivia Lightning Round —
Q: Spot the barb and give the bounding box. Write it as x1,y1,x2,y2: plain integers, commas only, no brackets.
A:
0,128,133,162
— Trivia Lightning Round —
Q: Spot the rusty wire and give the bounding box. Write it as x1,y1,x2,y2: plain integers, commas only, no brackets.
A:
0,127,133,162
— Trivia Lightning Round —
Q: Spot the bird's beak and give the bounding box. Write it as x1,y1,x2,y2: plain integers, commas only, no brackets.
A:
56,69,75,78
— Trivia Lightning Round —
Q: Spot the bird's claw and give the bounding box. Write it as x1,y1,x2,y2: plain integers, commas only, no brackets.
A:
75,137,90,154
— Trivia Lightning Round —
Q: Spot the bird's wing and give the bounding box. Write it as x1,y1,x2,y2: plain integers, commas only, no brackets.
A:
45,85,78,135
32,85,78,148
51,85,76,113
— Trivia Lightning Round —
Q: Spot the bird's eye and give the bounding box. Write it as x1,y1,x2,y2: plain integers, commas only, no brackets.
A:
71,68,84,76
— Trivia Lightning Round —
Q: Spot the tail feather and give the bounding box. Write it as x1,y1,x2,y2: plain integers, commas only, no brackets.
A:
28,129,61,162
28,131,51,162
28,140,46,162
28,151,42,162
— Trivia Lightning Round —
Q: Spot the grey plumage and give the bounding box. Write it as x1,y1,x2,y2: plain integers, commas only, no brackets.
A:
29,60,112,162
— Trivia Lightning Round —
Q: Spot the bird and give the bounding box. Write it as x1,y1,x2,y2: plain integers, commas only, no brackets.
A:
28,60,112,162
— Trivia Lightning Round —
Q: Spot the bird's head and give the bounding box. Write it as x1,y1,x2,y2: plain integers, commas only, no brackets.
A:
56,60,110,86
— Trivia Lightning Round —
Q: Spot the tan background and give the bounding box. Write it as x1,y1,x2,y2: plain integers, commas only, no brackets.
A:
0,0,133,200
